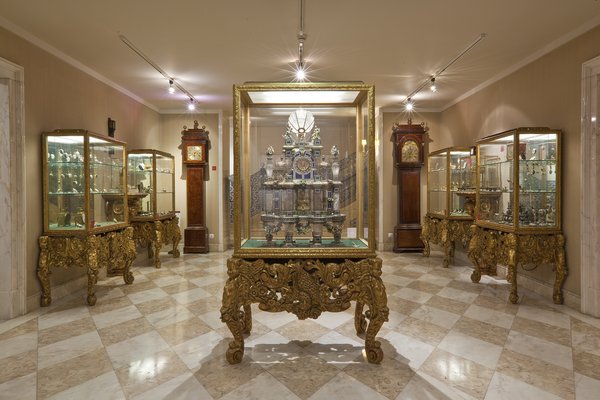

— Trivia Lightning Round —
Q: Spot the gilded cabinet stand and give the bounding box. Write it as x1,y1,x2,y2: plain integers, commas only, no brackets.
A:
421,216,472,268
129,216,181,270
38,227,136,306
220,257,389,364
468,226,566,304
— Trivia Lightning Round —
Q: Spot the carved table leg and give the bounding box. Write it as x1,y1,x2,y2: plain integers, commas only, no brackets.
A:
363,258,389,364
153,221,163,269
506,233,519,304
38,236,52,307
441,219,450,268
553,234,567,304
242,304,252,334
86,235,100,306
221,259,245,364
468,225,482,283
354,301,367,335
169,217,181,258
421,217,431,257
122,227,136,285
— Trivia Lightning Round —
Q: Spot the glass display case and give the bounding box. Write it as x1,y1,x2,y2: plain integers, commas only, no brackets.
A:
127,149,175,220
427,147,476,218
42,129,128,234
475,127,561,232
232,82,376,259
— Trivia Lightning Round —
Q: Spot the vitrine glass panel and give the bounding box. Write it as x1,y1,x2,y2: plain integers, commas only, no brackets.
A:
127,150,175,220
42,130,128,235
427,151,447,217
449,150,476,217
233,83,375,258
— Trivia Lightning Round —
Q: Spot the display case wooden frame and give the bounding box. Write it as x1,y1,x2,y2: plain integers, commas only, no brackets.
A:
468,127,566,304
422,147,476,267
221,82,388,365
126,149,181,270
39,129,135,306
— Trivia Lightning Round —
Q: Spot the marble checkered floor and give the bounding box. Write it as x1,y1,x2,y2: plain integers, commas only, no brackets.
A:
2,250,600,399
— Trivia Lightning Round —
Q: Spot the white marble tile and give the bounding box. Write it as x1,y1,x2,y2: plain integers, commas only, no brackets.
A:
306,331,364,368
221,371,301,400
464,304,514,329
392,287,433,304
404,264,431,274
252,309,297,329
309,372,388,400
127,287,168,304
438,330,503,369
38,331,103,369
436,287,479,304
411,305,460,329
198,310,225,330
386,310,408,329
418,274,453,287
131,372,212,400
106,331,170,370
245,330,304,368
48,371,125,400
505,330,573,369
189,275,226,287
151,275,188,288
572,330,600,356
575,372,600,400
0,331,36,358
397,371,477,400
484,372,562,400
384,274,413,287
0,372,36,400
384,331,434,369
172,330,225,369
170,288,212,305
145,305,195,329
38,306,90,330
516,305,571,329
312,312,354,329
92,305,142,329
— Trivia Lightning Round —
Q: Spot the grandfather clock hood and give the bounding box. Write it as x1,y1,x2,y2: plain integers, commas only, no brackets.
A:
181,120,212,180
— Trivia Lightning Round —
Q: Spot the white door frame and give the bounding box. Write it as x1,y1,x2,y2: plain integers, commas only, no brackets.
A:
580,55,600,317
0,57,26,320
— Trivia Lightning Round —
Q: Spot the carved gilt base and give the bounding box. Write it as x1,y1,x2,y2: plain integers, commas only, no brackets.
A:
467,225,567,304
37,227,136,307
421,216,473,268
220,257,389,364
124,216,181,272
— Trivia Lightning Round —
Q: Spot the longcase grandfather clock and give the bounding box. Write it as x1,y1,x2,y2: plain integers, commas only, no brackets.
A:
181,121,211,253
392,120,427,252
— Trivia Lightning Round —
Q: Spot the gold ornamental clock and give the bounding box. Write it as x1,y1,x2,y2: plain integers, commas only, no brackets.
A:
392,120,427,251
181,121,211,253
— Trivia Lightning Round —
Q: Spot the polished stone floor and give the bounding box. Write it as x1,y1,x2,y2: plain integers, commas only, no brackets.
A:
1,249,600,399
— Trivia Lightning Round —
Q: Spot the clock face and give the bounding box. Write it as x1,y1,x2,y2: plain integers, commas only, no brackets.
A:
401,140,420,163
293,155,313,179
187,145,203,162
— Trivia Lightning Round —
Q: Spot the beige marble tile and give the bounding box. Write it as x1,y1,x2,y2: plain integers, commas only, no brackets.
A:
428,268,461,280
425,295,470,315
201,282,225,296
114,348,190,398
38,331,104,370
437,330,503,369
464,304,514,329
119,280,158,295
0,372,37,400
574,350,600,381
38,316,96,347
406,280,444,295
410,304,460,329
395,316,448,346
180,270,213,280
516,304,571,329
46,371,124,400
268,350,341,398
135,296,178,316
387,296,422,315
0,318,37,341
192,352,265,398
575,372,600,400
130,372,211,400
397,371,476,400
505,330,572,369
143,269,178,280
473,293,519,315
88,294,133,315
571,317,600,356
447,279,484,294
92,305,143,330
276,319,331,343
452,316,509,346
37,348,113,399
0,349,36,384
310,371,388,400
419,348,494,399
343,353,415,399
511,315,571,347
160,280,199,295
98,316,155,347
436,286,479,304
496,349,575,400
391,269,423,279
220,371,301,400
392,287,434,304
485,372,563,400
157,317,212,346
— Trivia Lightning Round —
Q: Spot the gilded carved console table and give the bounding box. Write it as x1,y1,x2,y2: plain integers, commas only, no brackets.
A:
467,225,567,304
220,257,389,364
421,216,472,268
127,216,181,271
38,226,136,306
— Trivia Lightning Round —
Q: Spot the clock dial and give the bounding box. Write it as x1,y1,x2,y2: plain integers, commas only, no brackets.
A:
187,145,203,161
401,140,419,163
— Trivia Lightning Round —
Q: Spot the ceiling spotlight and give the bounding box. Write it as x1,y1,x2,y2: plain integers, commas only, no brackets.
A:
405,98,414,111
168,79,175,94
295,62,306,81
429,77,437,92
187,98,196,111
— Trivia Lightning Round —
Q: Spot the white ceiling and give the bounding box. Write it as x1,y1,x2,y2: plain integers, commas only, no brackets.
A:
2,0,600,114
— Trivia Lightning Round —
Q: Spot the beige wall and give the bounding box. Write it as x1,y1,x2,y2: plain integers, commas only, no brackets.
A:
0,26,161,299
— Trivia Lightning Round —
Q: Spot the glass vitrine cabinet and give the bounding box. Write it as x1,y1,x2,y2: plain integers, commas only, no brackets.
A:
39,129,135,307
469,127,566,305
126,149,180,269
221,82,387,366
423,147,476,267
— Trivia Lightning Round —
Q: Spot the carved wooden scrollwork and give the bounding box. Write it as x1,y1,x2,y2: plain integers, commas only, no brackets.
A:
127,216,181,271
422,216,473,268
220,257,389,364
